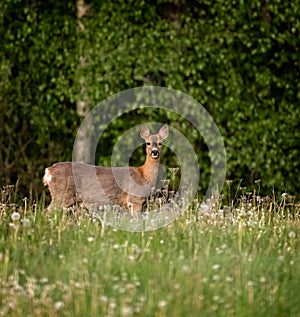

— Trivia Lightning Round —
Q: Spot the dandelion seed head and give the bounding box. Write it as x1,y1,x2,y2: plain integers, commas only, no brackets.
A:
22,218,31,227
246,281,255,288
200,203,209,211
119,287,126,294
9,223,17,229
212,264,220,270
288,231,296,238
82,258,88,264
278,255,284,262
109,301,117,309
226,276,233,282
11,212,21,221
158,300,168,309
99,295,108,303
40,277,49,284
212,295,220,302
179,253,185,260
198,294,205,301
87,236,94,243
260,276,266,283
121,305,133,316
54,301,64,311
212,275,220,281
182,264,190,272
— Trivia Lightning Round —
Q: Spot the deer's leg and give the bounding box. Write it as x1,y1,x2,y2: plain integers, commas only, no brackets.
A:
126,195,144,215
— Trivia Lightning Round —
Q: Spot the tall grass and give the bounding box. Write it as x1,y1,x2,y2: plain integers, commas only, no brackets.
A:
0,186,299,317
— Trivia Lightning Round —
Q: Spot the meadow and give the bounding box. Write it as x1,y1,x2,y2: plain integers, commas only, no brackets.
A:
0,185,299,317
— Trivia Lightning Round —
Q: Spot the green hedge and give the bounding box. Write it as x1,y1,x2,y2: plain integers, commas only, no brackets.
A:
1,0,299,201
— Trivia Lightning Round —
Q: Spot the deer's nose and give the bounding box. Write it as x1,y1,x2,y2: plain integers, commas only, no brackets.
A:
151,149,159,158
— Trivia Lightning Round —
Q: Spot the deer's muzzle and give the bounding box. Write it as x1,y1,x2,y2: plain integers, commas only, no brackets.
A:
151,149,159,158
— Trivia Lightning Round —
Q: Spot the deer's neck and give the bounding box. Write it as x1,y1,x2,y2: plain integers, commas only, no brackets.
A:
136,158,160,186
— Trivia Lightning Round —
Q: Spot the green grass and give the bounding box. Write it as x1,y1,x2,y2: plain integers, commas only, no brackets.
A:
0,191,300,317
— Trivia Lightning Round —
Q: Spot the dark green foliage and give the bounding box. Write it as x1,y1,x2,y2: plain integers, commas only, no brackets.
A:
0,0,79,199
0,0,299,201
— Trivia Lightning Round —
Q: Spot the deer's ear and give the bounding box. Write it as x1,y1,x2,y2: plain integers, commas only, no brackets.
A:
140,124,151,139
159,124,169,140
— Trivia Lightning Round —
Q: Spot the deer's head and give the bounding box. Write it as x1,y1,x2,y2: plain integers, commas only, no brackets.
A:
140,124,169,160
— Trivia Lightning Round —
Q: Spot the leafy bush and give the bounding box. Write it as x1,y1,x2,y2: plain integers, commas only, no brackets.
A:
0,0,299,200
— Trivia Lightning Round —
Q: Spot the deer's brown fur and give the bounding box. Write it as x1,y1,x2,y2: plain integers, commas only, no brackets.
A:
43,124,169,213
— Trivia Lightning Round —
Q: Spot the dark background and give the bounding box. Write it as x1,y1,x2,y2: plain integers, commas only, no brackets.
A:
1,0,299,202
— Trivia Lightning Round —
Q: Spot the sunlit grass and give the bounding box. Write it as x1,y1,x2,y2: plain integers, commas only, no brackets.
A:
0,186,300,317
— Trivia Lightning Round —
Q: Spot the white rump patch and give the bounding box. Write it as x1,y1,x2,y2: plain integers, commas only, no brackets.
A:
43,168,52,184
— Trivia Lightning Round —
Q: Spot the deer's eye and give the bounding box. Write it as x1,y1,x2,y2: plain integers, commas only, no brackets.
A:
158,142,162,146
146,142,151,145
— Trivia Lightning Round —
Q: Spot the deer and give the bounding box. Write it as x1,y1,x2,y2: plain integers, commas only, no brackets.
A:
43,124,169,213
